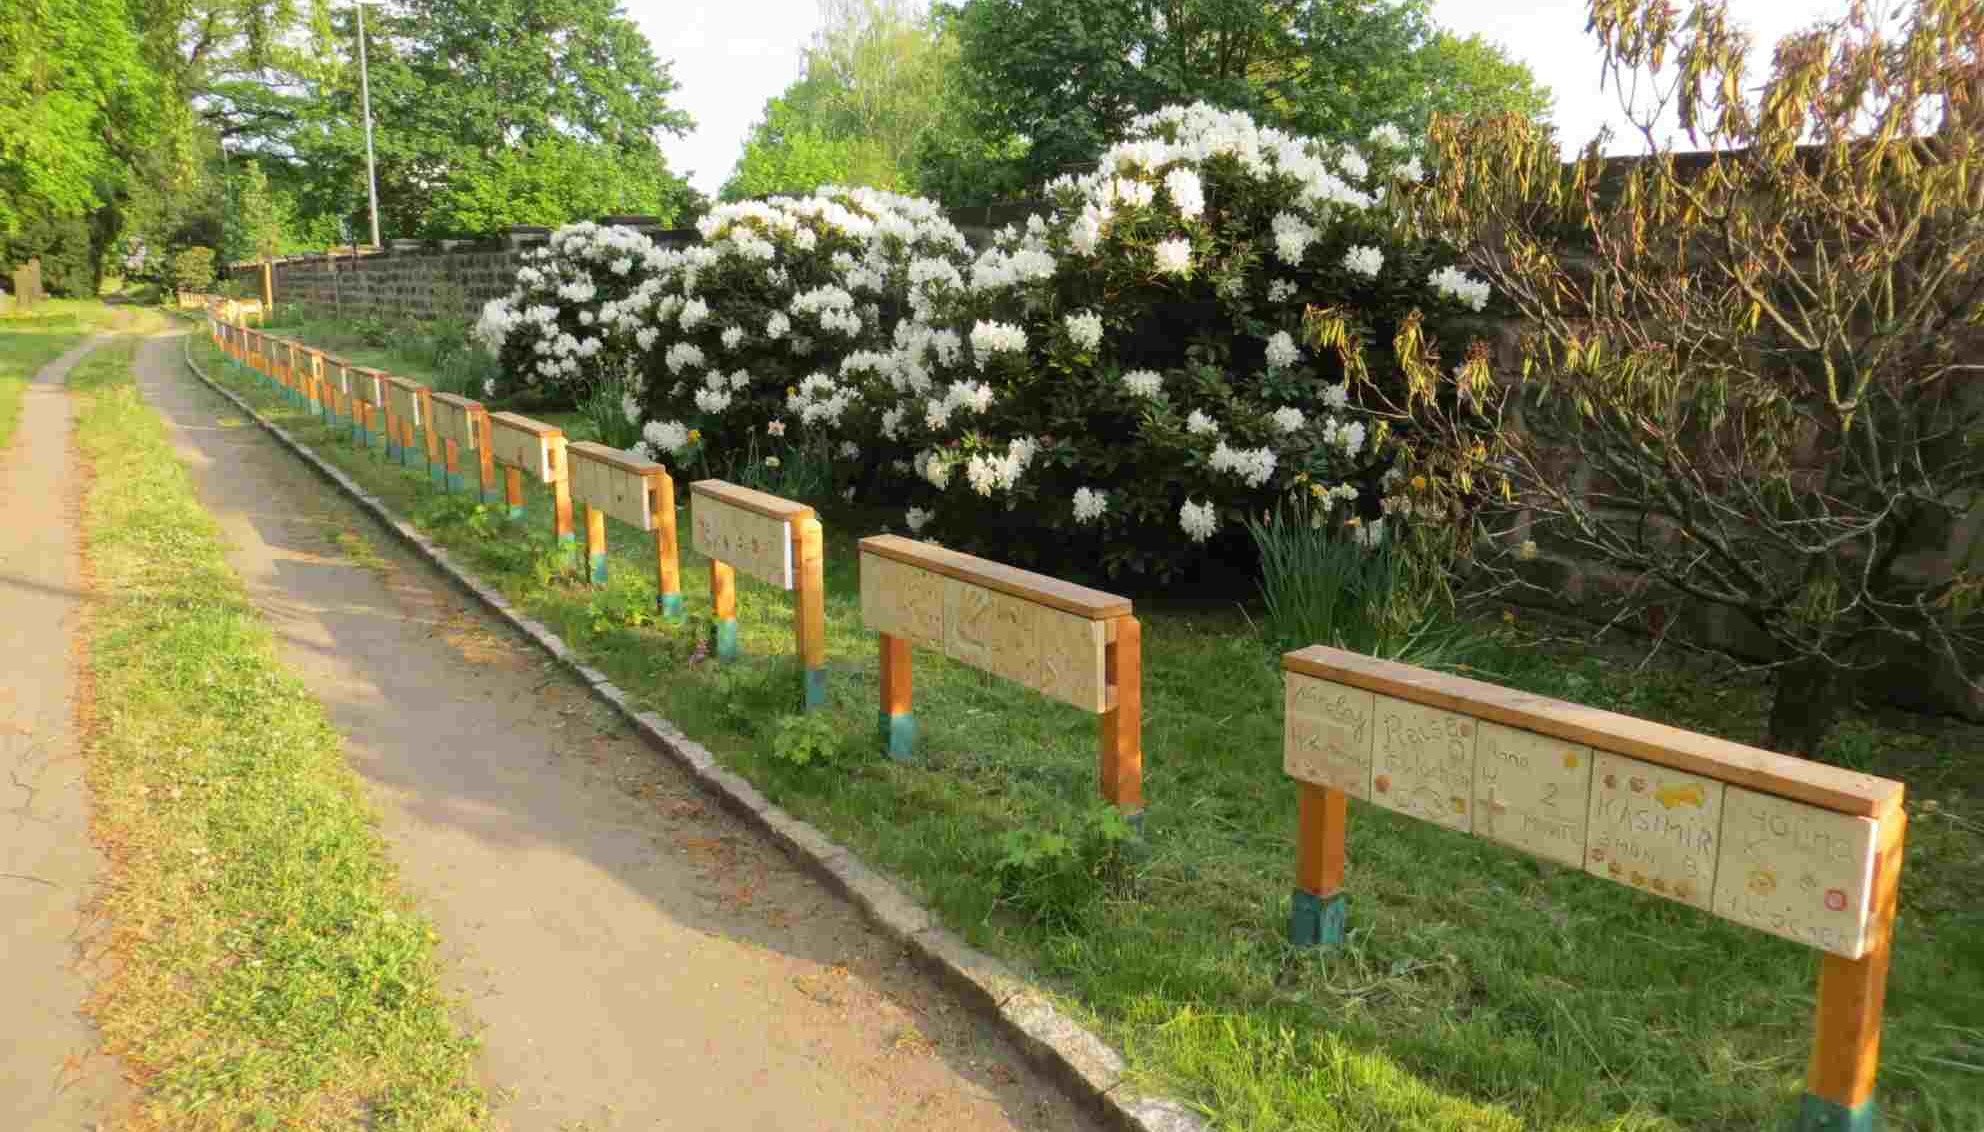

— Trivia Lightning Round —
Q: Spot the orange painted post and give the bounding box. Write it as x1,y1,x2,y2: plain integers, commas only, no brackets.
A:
653,472,682,620
878,633,914,761
1799,809,1906,1132
1099,615,1145,817
794,515,826,710
443,438,462,494
1290,783,1350,948
383,400,402,462
550,440,575,564
503,466,525,520
420,388,444,487
584,504,608,585
473,411,498,504
710,559,738,661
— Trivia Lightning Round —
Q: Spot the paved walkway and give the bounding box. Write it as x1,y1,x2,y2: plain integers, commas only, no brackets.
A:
135,332,1094,1131
0,334,128,1130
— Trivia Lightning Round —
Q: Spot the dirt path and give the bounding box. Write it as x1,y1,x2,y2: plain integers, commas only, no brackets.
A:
131,332,1096,1132
0,334,128,1130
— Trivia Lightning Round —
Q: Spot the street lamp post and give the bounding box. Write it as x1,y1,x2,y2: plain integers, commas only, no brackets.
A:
356,0,382,248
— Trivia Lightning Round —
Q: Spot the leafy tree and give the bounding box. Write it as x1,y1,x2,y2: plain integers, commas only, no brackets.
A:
171,245,217,292
1416,0,1984,755
724,0,1020,204
947,0,1548,189
226,159,283,262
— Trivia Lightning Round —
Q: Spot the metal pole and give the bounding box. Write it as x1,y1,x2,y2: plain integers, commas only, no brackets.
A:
357,1,382,248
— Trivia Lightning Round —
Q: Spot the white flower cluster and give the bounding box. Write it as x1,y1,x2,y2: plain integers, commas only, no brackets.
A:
1064,309,1104,350
787,371,859,427
1179,498,1219,542
1264,330,1302,370
1209,441,1277,487
1072,487,1108,524
1428,265,1491,311
1342,245,1384,278
1121,370,1164,398
963,437,1040,496
474,220,662,397
968,320,1027,367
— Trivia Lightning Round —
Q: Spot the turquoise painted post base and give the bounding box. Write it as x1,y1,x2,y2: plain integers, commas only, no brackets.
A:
879,711,916,761
481,487,502,506
429,462,446,488
1289,889,1348,949
801,668,827,711
506,504,524,521
355,426,370,448
385,438,400,461
588,551,608,585
713,618,740,662
658,592,684,621
1795,1095,1875,1132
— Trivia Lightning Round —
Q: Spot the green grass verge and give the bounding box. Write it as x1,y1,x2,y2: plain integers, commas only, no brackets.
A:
77,333,487,1130
189,331,1984,1131
0,298,128,448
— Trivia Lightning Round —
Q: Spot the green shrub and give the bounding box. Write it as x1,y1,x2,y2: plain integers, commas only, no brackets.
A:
171,246,217,293
993,805,1137,932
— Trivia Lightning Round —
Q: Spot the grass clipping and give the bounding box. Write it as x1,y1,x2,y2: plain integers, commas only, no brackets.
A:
73,339,486,1130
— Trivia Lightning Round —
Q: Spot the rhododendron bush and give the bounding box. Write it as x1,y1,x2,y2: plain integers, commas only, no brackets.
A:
473,222,665,403
475,105,1496,581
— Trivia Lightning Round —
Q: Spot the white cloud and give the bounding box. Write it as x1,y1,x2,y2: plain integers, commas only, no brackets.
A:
625,0,820,197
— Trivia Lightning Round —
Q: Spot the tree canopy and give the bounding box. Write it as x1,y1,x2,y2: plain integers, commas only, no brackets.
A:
946,0,1551,190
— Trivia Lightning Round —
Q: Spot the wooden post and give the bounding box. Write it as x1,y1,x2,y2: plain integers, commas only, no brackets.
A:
1099,615,1144,815
1798,809,1906,1132
399,415,417,468
383,403,401,461
710,559,739,661
794,515,826,710
879,633,914,761
420,389,443,486
504,466,525,520
1290,783,1351,948
443,438,462,494
585,504,608,585
550,440,575,563
476,411,499,505
653,472,682,620
259,259,274,313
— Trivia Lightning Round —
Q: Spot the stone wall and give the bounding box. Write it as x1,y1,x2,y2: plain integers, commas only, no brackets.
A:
229,219,698,325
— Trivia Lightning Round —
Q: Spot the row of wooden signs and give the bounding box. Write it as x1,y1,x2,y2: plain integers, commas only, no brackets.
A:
203,304,1897,1126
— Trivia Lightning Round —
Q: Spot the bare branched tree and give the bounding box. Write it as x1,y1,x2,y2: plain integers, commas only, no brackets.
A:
1412,0,1983,755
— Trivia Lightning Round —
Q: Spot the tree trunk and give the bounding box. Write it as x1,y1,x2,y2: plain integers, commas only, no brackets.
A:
1764,656,1841,757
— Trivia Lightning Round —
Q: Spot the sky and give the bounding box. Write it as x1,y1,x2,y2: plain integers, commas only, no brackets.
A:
627,1,1850,197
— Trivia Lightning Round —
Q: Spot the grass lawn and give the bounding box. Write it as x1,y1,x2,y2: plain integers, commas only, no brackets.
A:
187,326,1984,1131
0,298,130,448
74,328,486,1129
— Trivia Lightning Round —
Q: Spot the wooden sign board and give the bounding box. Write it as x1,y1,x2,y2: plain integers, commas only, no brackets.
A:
427,393,482,453
345,367,386,408
488,412,562,483
690,481,809,590
568,442,661,531
386,376,425,427
325,356,353,397
1282,647,1902,959
859,535,1123,714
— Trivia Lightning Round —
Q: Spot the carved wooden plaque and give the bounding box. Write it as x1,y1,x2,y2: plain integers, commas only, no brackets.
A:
1370,695,1477,833
487,412,562,483
1472,722,1594,867
1585,751,1723,909
568,442,660,532
693,496,792,589
427,394,482,453
387,377,424,427
1283,674,1374,799
860,553,946,651
1712,786,1878,958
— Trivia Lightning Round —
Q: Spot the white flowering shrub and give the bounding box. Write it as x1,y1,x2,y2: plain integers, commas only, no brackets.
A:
473,221,666,404
871,103,1492,580
613,187,972,474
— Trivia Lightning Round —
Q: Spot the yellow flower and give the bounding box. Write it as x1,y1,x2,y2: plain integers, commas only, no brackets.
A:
1308,483,1326,500
1501,610,1516,624
1410,475,1427,491
687,429,702,443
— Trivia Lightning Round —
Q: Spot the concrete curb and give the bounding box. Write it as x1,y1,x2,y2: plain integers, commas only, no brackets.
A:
176,329,1208,1132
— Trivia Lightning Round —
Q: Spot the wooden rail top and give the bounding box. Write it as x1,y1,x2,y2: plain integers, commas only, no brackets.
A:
860,534,1131,621
690,479,813,522
487,411,561,437
569,441,665,477
1283,646,1903,818
386,374,426,393
429,392,481,413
